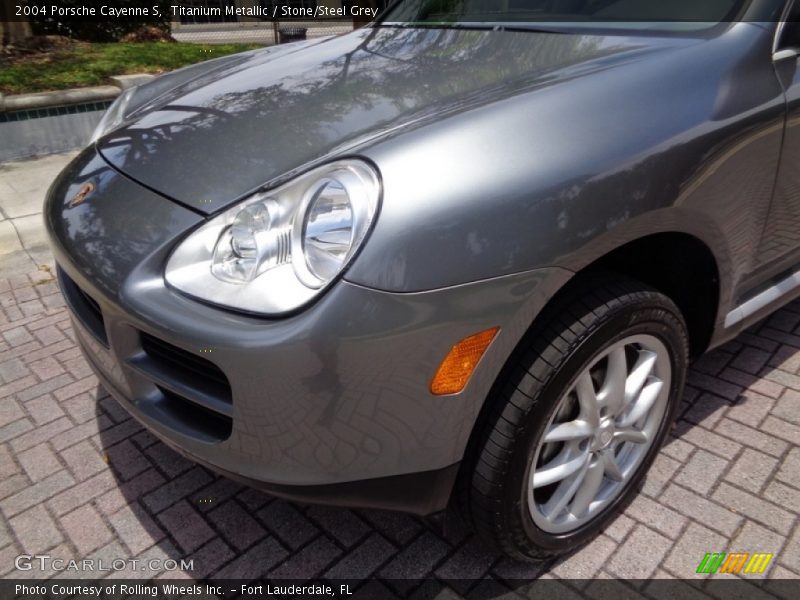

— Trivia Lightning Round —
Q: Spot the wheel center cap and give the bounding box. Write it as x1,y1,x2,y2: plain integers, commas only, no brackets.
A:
594,419,615,449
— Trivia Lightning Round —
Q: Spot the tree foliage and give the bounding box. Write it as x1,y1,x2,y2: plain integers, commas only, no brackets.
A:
29,1,172,42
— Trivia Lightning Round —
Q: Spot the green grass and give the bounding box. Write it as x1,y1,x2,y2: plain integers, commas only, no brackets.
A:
0,42,263,95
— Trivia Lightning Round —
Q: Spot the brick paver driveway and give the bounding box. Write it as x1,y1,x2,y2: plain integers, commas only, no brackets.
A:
1,266,799,590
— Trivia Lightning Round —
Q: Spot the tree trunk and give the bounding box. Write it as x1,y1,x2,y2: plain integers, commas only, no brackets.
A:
1,0,32,46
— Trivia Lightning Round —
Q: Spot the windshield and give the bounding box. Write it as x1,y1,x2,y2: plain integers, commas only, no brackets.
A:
381,0,749,31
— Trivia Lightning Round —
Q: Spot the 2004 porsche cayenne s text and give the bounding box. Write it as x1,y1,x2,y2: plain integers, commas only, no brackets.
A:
46,0,800,560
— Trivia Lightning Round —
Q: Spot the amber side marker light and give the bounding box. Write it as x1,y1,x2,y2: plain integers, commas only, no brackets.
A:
430,327,500,396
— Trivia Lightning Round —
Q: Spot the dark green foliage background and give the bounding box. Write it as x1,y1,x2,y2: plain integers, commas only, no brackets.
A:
27,1,173,42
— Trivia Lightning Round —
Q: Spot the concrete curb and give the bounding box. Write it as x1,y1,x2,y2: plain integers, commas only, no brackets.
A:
1,74,156,113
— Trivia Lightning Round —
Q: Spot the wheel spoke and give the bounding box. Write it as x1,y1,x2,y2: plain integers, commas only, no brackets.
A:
613,427,648,444
575,372,600,426
544,420,594,443
542,457,591,520
599,346,627,416
619,378,663,427
601,449,624,481
569,456,605,518
533,450,590,489
624,350,657,408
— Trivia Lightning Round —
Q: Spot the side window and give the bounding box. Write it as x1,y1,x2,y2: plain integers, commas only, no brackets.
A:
781,1,800,49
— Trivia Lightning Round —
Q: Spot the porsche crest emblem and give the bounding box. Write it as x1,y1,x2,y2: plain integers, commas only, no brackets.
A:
68,182,95,208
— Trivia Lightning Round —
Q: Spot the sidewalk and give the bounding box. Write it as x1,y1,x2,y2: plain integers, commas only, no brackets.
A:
0,153,798,587
0,152,78,275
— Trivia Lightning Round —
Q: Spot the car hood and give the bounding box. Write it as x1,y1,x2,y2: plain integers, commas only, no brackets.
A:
97,26,679,214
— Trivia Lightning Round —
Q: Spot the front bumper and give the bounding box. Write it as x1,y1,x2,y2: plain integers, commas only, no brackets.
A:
46,148,572,514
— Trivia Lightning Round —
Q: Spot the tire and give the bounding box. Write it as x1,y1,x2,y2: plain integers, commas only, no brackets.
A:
465,274,689,561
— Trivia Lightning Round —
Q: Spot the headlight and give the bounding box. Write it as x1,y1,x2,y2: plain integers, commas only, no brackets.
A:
90,87,136,143
165,160,380,315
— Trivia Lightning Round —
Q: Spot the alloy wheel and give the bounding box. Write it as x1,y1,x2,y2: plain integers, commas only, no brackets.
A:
528,334,671,534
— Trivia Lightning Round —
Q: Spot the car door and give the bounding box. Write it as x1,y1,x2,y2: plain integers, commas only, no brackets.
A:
758,1,800,271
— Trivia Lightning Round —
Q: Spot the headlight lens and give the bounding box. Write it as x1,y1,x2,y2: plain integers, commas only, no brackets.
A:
90,87,136,143
303,179,354,281
165,160,380,315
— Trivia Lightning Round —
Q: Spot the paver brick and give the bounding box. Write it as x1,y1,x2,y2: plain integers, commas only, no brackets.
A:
724,447,779,494
96,468,166,516
760,415,800,445
10,504,62,554
15,373,73,403
105,439,150,481
61,439,107,481
624,495,687,539
780,524,800,573
660,483,743,537
51,414,113,451
731,347,772,375
212,537,287,579
108,502,166,555
732,521,786,562
47,470,115,516
675,421,742,459
306,506,370,548
606,526,671,581
0,473,29,501
663,522,727,578
683,393,728,428
775,447,800,490
641,453,682,498
763,480,800,514
714,418,788,457
0,357,30,383
324,532,396,579
26,356,64,381
17,443,61,482
23,393,65,426
711,483,795,535
177,537,234,579
0,399,25,429
602,513,635,543
207,500,265,552
772,388,800,425
257,501,319,551
0,444,18,480
720,367,786,398
379,531,451,591
1,469,75,517
359,510,423,546
551,535,617,580
726,390,775,427
60,504,114,554
142,467,212,514
269,536,342,579
156,500,215,553
673,449,728,495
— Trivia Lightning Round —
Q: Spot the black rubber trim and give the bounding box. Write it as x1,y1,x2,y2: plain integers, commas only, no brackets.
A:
184,451,461,516
57,266,108,346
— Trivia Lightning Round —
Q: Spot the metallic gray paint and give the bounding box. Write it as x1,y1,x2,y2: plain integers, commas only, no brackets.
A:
46,146,572,490
46,14,800,511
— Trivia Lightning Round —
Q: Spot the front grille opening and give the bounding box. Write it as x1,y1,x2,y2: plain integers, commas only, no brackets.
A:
134,331,233,442
57,267,108,346
156,386,232,442
140,332,230,397
77,286,102,320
